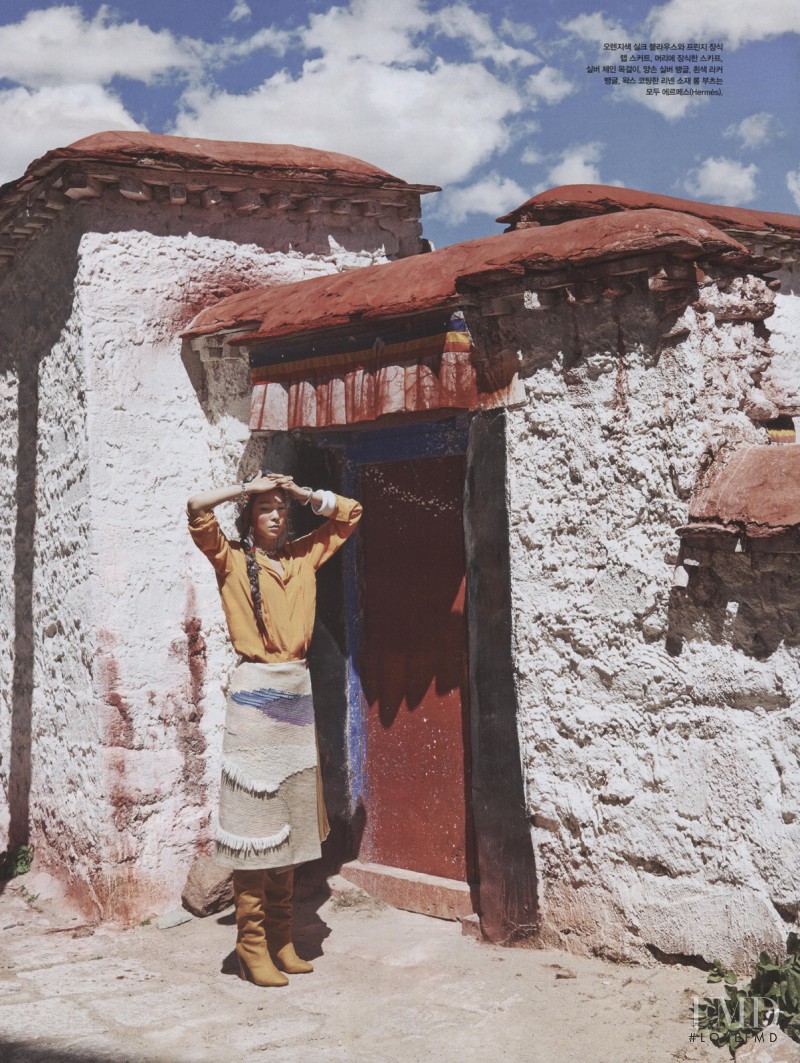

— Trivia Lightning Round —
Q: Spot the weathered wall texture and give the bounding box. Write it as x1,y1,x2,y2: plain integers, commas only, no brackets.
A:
0,216,90,867
502,275,800,968
0,194,392,921
0,368,17,844
762,265,800,414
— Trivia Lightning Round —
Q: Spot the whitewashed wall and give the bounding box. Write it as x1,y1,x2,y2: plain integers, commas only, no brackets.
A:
762,264,800,415
503,275,800,968
0,368,17,844
0,198,392,921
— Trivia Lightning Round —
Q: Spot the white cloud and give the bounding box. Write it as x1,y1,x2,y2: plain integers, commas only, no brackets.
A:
432,4,539,66
560,11,701,119
547,142,604,185
527,65,575,105
300,0,431,64
624,84,703,121
434,172,528,223
171,0,576,186
0,83,143,185
0,0,561,205
566,0,799,56
521,147,542,165
537,142,625,190
683,156,758,204
298,0,538,70
0,5,201,88
174,55,521,186
227,1,252,22
724,112,784,149
562,2,798,121
559,12,627,45
171,1,534,187
0,4,289,91
647,0,800,50
210,27,293,63
787,168,800,211
499,17,538,44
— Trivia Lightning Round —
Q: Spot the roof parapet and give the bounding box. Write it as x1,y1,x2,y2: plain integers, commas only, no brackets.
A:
183,207,771,346
498,185,800,268
0,131,439,273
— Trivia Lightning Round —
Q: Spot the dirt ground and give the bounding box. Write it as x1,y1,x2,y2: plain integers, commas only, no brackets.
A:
0,872,776,1063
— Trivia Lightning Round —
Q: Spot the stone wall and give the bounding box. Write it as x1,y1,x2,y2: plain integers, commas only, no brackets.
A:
762,264,800,416
0,215,90,868
0,192,394,921
0,365,17,846
501,274,800,967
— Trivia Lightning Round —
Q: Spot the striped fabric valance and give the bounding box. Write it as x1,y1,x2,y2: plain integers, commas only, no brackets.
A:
248,313,516,431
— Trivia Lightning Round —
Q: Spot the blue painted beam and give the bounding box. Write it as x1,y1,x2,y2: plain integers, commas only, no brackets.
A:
319,415,469,467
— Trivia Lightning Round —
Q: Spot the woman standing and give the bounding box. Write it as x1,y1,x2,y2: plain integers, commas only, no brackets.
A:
187,471,362,987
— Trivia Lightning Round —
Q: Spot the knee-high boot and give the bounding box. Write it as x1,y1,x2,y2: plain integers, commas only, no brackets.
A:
264,868,313,974
233,870,288,987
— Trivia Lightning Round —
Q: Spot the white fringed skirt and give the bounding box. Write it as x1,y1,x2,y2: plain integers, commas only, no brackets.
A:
213,660,327,870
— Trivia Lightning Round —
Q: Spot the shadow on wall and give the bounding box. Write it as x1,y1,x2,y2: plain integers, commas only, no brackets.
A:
0,1042,127,1063
0,225,83,865
666,547,800,673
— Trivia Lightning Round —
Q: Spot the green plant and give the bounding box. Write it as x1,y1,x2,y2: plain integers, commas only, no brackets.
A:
695,933,800,1055
0,844,34,880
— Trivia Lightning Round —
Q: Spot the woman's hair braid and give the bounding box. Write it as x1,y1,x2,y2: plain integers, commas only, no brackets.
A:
245,544,265,627
236,503,268,639
236,492,292,646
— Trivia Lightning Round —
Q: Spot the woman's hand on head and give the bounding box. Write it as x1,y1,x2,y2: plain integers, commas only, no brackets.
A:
279,478,315,503
243,472,312,503
244,472,286,494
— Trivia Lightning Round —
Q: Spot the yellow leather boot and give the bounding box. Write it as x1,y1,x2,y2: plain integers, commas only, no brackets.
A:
264,868,313,974
233,870,288,987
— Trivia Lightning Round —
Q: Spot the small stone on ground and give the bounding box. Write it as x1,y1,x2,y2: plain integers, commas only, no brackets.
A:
181,855,233,917
155,908,193,930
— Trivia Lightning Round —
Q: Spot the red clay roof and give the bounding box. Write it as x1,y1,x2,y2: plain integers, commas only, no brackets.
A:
183,207,753,344
687,446,800,534
498,184,800,239
3,130,439,198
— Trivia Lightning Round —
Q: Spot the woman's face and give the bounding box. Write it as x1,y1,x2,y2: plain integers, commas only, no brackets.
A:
251,489,289,549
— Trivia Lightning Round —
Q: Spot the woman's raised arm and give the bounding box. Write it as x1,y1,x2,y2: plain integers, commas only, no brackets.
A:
187,474,290,516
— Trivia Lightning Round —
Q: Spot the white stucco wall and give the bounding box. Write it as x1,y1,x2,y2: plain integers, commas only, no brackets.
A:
0,194,390,919
0,368,17,844
32,292,98,906
762,265,800,414
77,230,391,921
504,277,800,968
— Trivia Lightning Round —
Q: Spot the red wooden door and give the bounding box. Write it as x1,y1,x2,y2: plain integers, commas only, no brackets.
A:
360,456,475,882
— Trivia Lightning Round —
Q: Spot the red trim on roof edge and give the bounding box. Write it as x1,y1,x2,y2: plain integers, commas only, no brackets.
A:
1,129,440,203
497,184,800,238
182,208,753,344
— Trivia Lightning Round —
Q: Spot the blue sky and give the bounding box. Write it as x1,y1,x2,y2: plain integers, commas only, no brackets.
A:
0,0,797,247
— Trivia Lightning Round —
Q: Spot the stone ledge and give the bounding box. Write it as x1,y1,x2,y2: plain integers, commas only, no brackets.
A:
339,860,477,922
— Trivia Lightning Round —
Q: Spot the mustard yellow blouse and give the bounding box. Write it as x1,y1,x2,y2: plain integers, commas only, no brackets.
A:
188,495,362,662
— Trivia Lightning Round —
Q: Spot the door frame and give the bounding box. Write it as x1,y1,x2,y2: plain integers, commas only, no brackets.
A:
319,411,538,942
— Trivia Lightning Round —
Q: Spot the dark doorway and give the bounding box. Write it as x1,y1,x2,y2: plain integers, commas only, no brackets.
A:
313,412,537,942
359,455,475,882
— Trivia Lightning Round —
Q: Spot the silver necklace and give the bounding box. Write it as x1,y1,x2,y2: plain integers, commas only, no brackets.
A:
256,546,282,560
